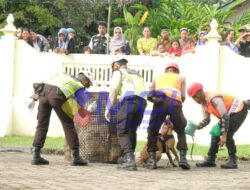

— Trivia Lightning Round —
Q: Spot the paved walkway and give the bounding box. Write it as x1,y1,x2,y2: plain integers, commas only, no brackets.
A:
0,152,250,190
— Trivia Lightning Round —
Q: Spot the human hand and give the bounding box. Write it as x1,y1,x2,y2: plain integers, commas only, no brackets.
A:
54,47,60,53
190,49,196,53
197,124,204,130
59,49,65,54
87,101,97,113
219,134,227,147
160,53,166,57
27,100,36,112
243,32,250,37
151,97,164,103
104,109,110,122
167,54,175,58
30,94,39,101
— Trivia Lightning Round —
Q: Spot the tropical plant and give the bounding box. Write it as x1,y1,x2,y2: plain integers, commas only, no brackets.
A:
0,0,62,35
230,9,250,37
0,0,119,50
113,0,250,52
113,5,147,54
145,0,235,39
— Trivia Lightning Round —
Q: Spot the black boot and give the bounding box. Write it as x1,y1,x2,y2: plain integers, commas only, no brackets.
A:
117,153,126,164
196,155,216,167
221,155,238,169
71,148,88,166
31,147,49,165
143,152,157,169
117,152,137,171
196,136,219,167
179,149,190,170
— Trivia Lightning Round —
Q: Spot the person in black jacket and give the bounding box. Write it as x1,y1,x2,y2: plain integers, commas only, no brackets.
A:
67,28,76,53
88,21,110,54
30,29,50,52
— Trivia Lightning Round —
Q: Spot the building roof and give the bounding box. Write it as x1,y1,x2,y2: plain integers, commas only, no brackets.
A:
220,0,247,9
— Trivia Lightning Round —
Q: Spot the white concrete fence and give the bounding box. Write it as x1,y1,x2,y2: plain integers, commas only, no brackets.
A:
0,14,250,145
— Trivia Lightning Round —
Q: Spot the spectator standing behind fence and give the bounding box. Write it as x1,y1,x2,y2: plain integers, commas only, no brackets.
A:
54,28,69,54
158,27,171,51
29,29,50,52
31,72,94,166
196,31,208,46
16,27,23,39
109,26,130,55
179,28,189,49
105,58,147,171
83,46,92,54
88,21,109,54
150,42,168,57
236,26,250,57
137,26,157,55
223,29,238,53
182,38,196,55
20,28,32,45
167,40,182,57
67,28,76,53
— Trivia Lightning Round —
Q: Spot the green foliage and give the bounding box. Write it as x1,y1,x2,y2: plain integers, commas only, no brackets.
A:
230,9,250,32
145,0,234,38
0,0,114,50
1,0,62,32
0,0,249,52
113,5,144,54
113,0,250,53
0,135,64,150
0,136,250,158
136,141,250,158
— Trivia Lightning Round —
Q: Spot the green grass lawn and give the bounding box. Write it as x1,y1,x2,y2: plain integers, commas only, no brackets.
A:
0,136,250,158
0,136,65,150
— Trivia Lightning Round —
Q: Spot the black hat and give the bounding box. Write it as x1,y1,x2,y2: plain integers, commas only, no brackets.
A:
116,59,128,65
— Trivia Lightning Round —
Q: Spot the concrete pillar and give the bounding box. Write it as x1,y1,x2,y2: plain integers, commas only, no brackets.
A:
205,18,222,92
0,14,17,136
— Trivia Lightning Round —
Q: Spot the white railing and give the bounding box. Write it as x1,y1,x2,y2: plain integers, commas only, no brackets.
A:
1,14,250,145
62,55,175,89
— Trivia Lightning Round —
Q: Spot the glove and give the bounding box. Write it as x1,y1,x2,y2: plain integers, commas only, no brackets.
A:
87,101,97,113
30,94,39,101
104,109,111,122
197,124,204,130
27,100,36,112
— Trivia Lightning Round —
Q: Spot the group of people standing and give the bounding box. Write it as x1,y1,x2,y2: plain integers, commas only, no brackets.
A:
222,26,250,57
30,57,249,172
86,22,250,57
17,27,76,54
17,21,250,57
87,22,199,56
104,57,249,171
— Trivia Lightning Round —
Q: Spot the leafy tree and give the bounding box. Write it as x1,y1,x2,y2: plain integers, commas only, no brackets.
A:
0,0,62,35
0,0,117,51
1,0,249,52
114,5,146,54
114,0,250,54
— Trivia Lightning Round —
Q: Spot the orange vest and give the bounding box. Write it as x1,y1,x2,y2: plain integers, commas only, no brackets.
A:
204,92,244,119
155,73,184,102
